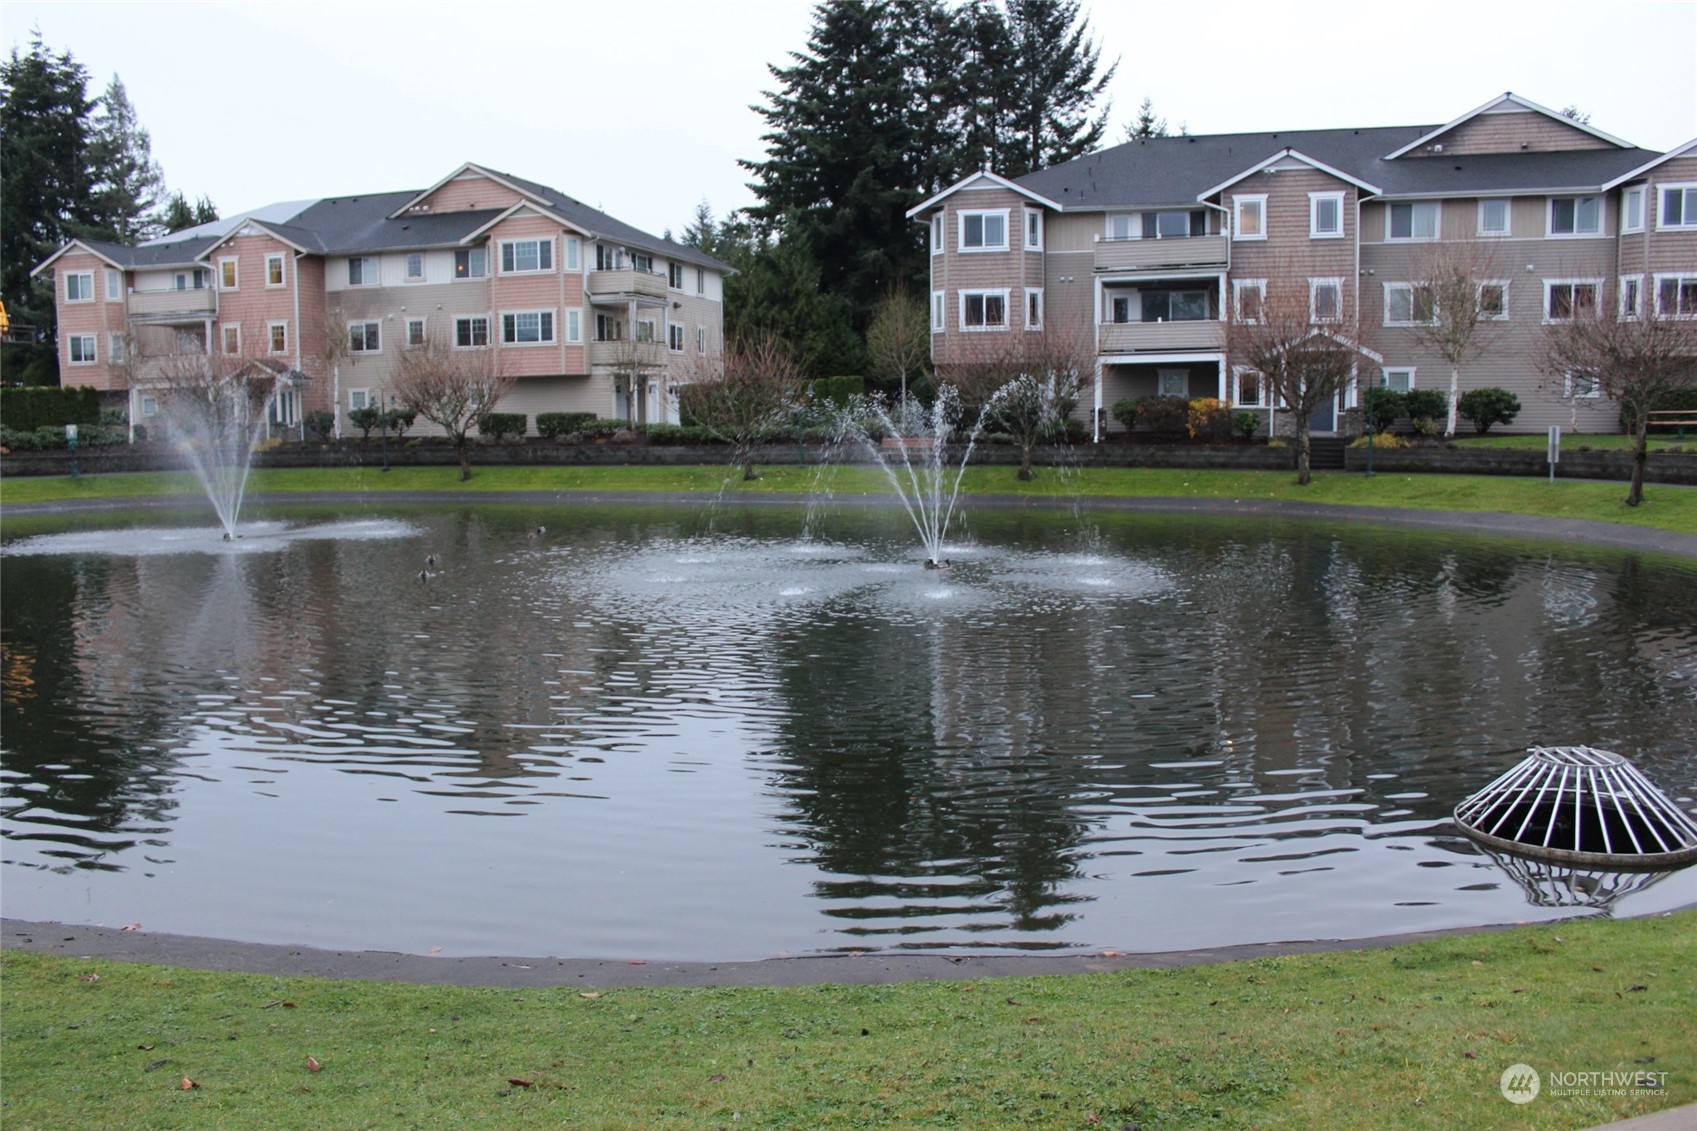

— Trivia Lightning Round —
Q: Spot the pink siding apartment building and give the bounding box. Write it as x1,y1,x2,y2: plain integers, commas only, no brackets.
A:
911,94,1697,436
34,163,729,434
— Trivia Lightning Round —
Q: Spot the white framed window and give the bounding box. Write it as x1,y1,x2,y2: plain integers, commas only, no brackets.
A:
219,258,238,289
668,323,685,351
1384,282,1435,326
1233,279,1266,322
931,214,944,253
1547,196,1602,236
695,267,705,295
931,290,945,333
502,309,556,344
455,316,490,347
595,314,624,341
1310,278,1343,322
1544,279,1600,322
958,210,1009,252
634,318,656,342
1564,371,1602,399
140,395,158,417
404,253,424,282
1106,213,1135,240
454,247,488,279
1659,184,1697,230
266,254,286,287
696,326,707,353
1309,192,1344,239
668,262,684,289
108,332,125,362
1378,367,1415,392
348,256,377,285
500,239,554,273
1158,368,1189,397
1622,186,1646,233
565,237,581,271
1655,274,1697,318
960,289,1008,330
565,309,581,344
67,333,96,364
348,388,372,411
1620,275,1642,319
349,321,381,353
1024,287,1043,330
1232,366,1266,407
1386,202,1439,241
1147,209,1202,238
630,252,654,273
405,317,427,347
1024,208,1043,250
222,324,241,355
1234,195,1266,241
268,321,288,354
65,270,95,302
1478,199,1511,237
105,268,122,299
1478,281,1509,321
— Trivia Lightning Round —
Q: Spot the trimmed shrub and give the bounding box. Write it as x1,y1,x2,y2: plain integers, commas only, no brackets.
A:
383,409,416,437
304,410,336,442
1362,387,1406,431
476,413,527,442
1186,397,1234,441
1232,411,1261,440
537,412,600,439
1135,395,1191,437
348,405,382,441
1350,431,1409,449
1403,389,1448,427
1110,399,1140,431
1456,387,1520,433
0,385,101,432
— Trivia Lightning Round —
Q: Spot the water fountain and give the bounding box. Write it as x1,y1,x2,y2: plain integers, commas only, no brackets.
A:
156,358,290,539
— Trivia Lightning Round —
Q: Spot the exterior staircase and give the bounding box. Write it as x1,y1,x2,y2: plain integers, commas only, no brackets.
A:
1307,436,1347,471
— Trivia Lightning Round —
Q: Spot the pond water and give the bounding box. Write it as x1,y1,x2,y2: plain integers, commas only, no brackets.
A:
3,501,1694,960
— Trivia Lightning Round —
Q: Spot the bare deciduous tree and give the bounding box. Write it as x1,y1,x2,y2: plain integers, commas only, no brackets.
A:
676,334,803,481
1407,240,1507,436
1227,274,1379,485
865,283,931,404
936,315,1095,480
1540,295,1697,506
391,333,513,482
319,309,352,438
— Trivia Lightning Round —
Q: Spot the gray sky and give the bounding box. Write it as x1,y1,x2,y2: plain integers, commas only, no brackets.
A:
5,0,1695,240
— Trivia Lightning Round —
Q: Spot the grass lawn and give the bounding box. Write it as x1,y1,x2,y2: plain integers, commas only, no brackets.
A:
3,463,1693,535
3,911,1691,1130
1452,432,1695,453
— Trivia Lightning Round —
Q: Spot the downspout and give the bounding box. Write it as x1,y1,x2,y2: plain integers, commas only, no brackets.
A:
1201,201,1231,405
293,252,309,437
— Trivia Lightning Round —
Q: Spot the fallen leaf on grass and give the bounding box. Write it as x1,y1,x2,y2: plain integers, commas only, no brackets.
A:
708,1073,726,1083
261,1000,297,1010
143,1059,170,1072
79,973,100,983
508,1077,534,1088
138,1044,155,1051
179,1076,200,1091
306,1056,322,1072
578,992,601,1000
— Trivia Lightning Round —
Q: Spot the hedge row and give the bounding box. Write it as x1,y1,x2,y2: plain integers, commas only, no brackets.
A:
0,386,101,432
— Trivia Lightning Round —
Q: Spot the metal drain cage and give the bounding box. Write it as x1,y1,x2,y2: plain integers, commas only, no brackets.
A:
1454,746,1697,870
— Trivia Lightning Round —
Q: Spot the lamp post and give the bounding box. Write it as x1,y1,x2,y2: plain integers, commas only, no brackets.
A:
379,393,391,472
1364,389,1375,478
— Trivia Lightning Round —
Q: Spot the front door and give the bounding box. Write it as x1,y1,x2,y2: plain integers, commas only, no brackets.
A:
1309,397,1336,433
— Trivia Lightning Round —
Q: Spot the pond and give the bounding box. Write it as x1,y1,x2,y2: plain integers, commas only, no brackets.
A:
3,500,1694,960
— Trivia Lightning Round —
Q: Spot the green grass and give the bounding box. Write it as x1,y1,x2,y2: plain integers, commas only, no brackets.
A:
1453,432,1695,453
3,911,1691,1129
4,463,1693,534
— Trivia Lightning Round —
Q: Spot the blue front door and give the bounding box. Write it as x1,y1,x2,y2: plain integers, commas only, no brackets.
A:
1309,398,1336,433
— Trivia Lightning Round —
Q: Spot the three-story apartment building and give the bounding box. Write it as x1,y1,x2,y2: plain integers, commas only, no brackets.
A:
34,163,729,434
911,94,1697,436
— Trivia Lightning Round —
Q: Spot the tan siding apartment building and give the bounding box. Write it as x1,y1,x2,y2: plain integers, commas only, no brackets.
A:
910,94,1697,436
34,163,729,435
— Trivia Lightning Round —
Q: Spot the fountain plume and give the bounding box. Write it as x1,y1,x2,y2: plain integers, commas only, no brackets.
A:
155,351,291,539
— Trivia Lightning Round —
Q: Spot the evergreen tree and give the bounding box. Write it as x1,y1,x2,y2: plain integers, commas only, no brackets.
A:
192,194,220,226
679,200,720,256
162,190,198,233
1124,96,1169,141
87,75,168,242
996,0,1117,176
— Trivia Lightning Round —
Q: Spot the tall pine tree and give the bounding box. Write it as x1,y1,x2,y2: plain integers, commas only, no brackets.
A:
87,75,168,243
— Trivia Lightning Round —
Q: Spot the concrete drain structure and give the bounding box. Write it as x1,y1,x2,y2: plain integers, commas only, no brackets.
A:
1454,746,1697,870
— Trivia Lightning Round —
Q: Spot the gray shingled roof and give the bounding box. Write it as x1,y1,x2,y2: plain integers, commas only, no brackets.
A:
491,167,730,272
74,235,221,269
285,193,502,254
1014,125,1656,209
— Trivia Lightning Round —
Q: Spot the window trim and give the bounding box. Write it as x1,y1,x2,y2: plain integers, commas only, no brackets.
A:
403,253,425,283
454,247,488,280
219,257,238,290
348,388,372,412
564,237,580,272
931,214,944,254
65,270,95,303
1477,198,1512,238
1654,272,1697,318
1620,274,1643,319
1621,186,1646,234
348,256,378,286
696,325,707,354
1383,281,1436,327
1477,280,1510,322
1386,201,1440,242
454,315,490,349
1564,370,1602,399
958,209,1010,253
1024,208,1044,251
1232,365,1267,408
222,324,242,356
668,262,684,290
931,290,945,334
1310,277,1344,323
1234,194,1267,241
348,320,382,354
1657,183,1697,231
668,322,685,352
1378,367,1416,392
268,320,289,355
565,309,581,344
403,317,427,347
105,268,122,300
1233,278,1267,323
499,238,555,274
1543,278,1602,323
959,288,1010,331
67,333,97,365
266,254,287,288
500,308,556,346
695,267,705,295
1024,287,1043,330
1105,213,1135,241
1309,191,1345,239
108,331,125,362
1546,195,1603,238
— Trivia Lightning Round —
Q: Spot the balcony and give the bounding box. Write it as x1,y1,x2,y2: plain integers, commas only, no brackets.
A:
587,339,668,369
1094,234,1228,274
1099,320,1224,355
127,286,217,320
587,269,667,302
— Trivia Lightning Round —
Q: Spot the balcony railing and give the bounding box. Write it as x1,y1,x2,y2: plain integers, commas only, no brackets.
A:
1099,320,1225,354
587,339,669,368
1094,234,1228,273
127,287,217,319
587,269,667,302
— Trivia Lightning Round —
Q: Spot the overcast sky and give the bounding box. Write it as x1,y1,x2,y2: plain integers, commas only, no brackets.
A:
5,0,1695,240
